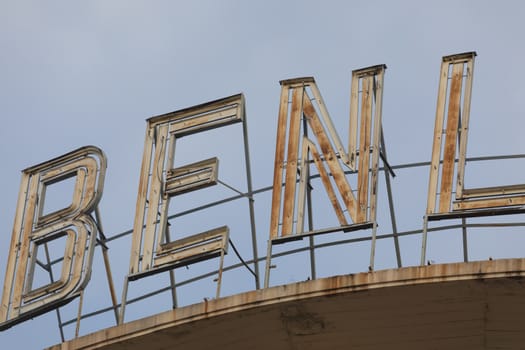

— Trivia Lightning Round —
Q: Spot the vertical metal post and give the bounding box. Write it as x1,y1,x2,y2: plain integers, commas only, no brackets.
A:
263,242,273,288
303,111,316,280
215,246,226,299
164,225,178,309
74,290,85,338
462,217,469,262
369,220,378,271
168,271,177,309
101,249,119,324
43,243,65,342
95,207,119,324
118,276,129,324
420,215,429,265
241,108,261,289
54,308,66,342
307,184,316,280
381,131,402,267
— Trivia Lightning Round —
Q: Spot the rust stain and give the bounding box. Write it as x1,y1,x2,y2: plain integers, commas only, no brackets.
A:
280,304,325,336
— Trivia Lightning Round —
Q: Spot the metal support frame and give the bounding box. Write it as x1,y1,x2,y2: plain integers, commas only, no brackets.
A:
67,205,117,338
8,52,525,343
94,207,119,325
36,205,116,340
241,108,261,289
50,154,525,333
381,131,402,267
6,53,525,341
165,226,178,309
420,215,430,265
35,204,117,340
74,290,85,338
43,243,66,342
461,218,468,262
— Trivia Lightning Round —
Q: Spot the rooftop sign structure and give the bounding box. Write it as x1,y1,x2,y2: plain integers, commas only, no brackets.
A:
265,65,389,287
0,147,108,332
421,52,525,264
120,93,258,323
1,52,524,342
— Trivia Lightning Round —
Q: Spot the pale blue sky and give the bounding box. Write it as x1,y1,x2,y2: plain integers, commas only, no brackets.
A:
2,1,525,348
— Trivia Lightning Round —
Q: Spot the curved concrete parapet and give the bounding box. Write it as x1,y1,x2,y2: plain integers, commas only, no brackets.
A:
48,258,525,350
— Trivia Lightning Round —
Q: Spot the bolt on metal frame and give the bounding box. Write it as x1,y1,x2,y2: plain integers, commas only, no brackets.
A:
421,52,525,265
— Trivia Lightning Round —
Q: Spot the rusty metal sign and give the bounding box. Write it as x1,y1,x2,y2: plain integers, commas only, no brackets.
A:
119,93,256,323
0,146,106,330
265,65,387,287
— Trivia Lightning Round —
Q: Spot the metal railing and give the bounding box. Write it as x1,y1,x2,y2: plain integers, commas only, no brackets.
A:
45,153,525,339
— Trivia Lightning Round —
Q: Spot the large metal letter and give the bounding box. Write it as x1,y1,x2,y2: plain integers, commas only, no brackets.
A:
120,93,257,323
421,52,525,264
0,146,106,330
265,65,387,287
